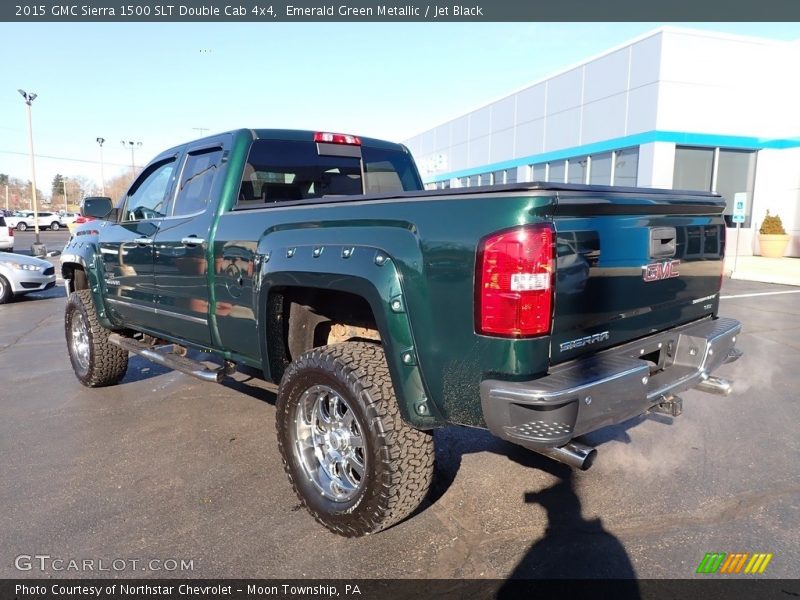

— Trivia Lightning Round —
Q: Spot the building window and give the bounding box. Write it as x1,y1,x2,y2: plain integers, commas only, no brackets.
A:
613,147,639,186
531,163,546,182
490,169,517,185
458,177,468,188
590,152,612,185
549,160,566,183
716,150,756,228
673,146,756,227
674,146,714,191
479,173,492,186
469,175,479,187
568,156,589,184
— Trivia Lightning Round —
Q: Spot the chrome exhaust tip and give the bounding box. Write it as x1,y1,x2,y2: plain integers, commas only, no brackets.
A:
538,441,597,471
695,375,733,396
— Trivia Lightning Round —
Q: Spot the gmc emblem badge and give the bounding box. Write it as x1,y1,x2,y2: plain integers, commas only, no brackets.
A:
643,259,681,282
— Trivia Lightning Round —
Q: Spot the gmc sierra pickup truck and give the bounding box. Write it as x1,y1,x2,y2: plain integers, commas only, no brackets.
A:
62,129,742,537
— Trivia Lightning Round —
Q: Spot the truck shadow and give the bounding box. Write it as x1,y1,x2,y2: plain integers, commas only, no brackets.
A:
425,419,653,586
118,355,279,404
121,355,173,383
498,465,640,593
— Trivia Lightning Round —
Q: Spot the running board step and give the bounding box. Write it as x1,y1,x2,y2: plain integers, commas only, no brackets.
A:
108,333,234,383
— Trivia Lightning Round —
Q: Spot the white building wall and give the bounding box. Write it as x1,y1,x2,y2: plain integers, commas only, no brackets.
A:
406,29,668,182
752,148,800,257
405,27,800,256
656,30,800,138
637,142,676,188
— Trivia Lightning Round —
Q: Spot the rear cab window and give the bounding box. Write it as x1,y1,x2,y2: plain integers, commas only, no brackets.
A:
171,147,224,216
235,139,422,209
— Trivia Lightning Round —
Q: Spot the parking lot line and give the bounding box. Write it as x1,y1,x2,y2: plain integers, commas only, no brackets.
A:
720,290,800,300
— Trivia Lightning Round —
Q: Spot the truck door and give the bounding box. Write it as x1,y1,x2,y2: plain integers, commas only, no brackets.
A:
151,144,224,346
100,157,177,327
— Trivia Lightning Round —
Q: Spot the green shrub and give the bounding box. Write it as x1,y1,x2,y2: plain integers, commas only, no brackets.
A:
760,211,787,235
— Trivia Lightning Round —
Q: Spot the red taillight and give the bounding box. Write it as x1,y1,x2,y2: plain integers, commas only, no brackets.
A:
314,131,361,145
8,227,12,237
476,224,555,337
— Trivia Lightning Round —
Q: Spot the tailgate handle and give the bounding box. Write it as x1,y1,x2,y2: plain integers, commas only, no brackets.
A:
650,227,676,258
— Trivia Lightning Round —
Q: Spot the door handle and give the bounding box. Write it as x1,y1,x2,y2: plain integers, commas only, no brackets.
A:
649,227,676,258
181,237,205,247
133,237,153,246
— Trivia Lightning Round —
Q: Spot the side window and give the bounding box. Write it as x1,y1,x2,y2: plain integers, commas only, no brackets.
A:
172,148,223,217
123,159,176,222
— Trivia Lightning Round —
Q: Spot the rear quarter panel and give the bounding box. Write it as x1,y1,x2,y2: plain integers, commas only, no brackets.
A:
213,191,555,427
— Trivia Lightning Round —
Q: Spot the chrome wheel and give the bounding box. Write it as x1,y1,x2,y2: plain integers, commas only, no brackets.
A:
70,312,91,372
293,384,366,502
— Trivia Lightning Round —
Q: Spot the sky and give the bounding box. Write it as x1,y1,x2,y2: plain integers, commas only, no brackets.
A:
1,21,799,201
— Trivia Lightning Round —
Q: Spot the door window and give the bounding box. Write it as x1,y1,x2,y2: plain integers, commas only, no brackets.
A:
123,160,176,221
172,148,223,216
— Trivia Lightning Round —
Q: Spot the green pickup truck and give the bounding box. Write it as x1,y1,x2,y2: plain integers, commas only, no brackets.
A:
61,129,742,536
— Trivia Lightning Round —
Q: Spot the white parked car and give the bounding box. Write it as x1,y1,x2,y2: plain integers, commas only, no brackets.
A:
0,215,13,251
5,211,64,231
5,212,35,231
37,211,66,231
0,252,56,303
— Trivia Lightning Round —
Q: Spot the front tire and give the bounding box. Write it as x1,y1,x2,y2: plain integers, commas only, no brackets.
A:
277,342,434,537
50,222,60,231
0,275,12,304
17,222,27,232
65,289,129,387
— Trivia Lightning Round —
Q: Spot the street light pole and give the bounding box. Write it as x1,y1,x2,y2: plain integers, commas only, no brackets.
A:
18,89,45,255
121,140,142,179
63,178,68,213
96,137,106,196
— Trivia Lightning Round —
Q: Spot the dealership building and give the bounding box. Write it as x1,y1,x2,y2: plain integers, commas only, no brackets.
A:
404,27,800,257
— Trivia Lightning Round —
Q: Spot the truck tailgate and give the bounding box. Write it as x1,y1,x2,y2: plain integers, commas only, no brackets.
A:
550,190,726,365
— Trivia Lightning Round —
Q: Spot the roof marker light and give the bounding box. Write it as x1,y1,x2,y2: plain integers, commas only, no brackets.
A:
314,132,362,145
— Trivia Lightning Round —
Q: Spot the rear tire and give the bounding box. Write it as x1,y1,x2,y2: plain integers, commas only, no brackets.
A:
65,289,128,387
277,342,434,537
0,275,12,304
17,222,27,232
50,222,60,231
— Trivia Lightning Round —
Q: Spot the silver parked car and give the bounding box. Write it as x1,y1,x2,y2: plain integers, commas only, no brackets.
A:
0,252,56,303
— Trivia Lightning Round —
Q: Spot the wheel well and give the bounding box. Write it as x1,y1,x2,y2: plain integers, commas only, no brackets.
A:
64,264,89,290
267,287,380,382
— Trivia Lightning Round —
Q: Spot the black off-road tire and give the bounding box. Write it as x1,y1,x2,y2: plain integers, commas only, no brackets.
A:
277,342,434,537
65,289,129,387
0,275,12,304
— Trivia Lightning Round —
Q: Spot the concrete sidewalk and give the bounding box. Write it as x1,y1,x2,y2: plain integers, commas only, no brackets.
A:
725,255,800,287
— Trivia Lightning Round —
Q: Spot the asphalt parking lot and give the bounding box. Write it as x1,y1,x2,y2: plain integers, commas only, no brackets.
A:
1,239,798,579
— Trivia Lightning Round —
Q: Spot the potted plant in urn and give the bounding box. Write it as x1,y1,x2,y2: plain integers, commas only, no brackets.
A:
758,211,790,258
